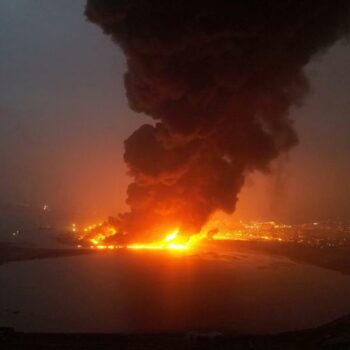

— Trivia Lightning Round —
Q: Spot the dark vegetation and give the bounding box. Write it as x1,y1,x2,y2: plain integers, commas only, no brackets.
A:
1,313,350,349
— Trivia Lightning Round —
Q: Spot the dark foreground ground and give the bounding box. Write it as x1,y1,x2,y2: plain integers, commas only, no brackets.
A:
1,314,350,349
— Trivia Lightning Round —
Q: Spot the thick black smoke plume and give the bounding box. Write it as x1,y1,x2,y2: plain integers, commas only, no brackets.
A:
86,0,350,241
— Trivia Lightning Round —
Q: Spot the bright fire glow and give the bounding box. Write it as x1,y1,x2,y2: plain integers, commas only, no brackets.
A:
77,224,206,252
127,229,190,251
126,230,207,251
164,230,178,242
75,215,290,252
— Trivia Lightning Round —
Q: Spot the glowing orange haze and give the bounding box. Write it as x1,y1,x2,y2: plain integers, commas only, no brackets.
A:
76,223,207,252
73,213,286,252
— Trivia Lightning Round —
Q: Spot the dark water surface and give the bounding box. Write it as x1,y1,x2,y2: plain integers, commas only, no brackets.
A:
1,249,350,333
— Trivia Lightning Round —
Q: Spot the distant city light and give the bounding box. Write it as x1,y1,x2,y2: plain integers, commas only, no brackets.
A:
12,230,20,237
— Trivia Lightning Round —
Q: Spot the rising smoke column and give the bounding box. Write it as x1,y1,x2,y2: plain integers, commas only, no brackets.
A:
86,0,350,241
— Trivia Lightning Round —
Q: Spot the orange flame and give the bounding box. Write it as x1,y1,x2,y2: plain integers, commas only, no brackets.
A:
75,214,289,252
77,224,206,252
127,229,190,251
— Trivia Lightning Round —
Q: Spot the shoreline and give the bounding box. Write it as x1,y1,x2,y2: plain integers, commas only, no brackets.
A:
212,240,350,276
1,240,350,277
0,242,96,266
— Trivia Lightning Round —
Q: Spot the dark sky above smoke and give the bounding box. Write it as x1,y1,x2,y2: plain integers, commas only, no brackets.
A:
85,0,350,240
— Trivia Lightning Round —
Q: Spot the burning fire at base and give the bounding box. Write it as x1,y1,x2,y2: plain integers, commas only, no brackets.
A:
75,223,207,252
83,1,350,249
71,216,292,253
71,213,349,252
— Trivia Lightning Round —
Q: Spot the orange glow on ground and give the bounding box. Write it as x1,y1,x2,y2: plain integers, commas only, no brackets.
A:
127,229,190,251
79,226,206,252
76,216,290,252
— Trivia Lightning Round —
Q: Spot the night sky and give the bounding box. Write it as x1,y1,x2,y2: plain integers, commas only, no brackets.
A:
1,0,350,228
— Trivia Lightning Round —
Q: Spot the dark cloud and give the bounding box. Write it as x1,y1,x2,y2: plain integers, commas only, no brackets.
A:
86,0,350,241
